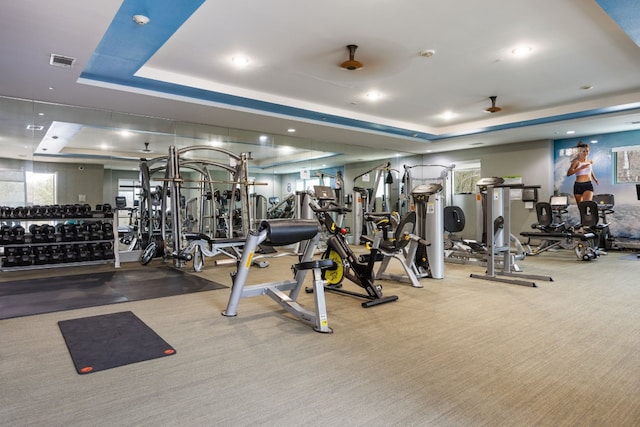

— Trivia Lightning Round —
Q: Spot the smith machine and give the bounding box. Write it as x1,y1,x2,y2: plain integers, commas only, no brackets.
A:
138,145,265,270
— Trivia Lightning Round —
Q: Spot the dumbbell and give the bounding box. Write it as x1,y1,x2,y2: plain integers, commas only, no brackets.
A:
88,242,104,260
101,241,114,259
0,225,13,244
16,247,32,266
39,224,56,242
48,245,64,264
11,225,26,243
101,222,114,240
33,246,50,265
62,244,77,263
29,224,44,243
56,223,76,242
3,247,19,267
75,243,89,261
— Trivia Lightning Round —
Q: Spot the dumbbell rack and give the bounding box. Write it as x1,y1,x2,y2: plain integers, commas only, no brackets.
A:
0,212,117,272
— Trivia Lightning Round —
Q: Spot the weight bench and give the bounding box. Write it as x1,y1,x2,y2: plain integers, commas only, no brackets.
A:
181,233,251,272
222,219,335,333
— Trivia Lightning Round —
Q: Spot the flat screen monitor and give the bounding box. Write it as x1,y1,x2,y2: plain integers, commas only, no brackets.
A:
550,195,568,207
115,196,127,209
314,186,335,201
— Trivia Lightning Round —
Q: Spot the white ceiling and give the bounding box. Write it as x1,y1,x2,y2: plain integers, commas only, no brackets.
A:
1,0,640,173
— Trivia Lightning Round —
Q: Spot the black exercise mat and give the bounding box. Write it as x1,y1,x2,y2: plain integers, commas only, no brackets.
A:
59,311,175,374
0,268,227,320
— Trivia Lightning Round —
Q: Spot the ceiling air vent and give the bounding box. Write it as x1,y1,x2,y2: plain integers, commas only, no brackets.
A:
50,53,76,68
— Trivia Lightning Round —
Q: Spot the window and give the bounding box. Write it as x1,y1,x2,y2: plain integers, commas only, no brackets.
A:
0,170,56,206
453,162,481,194
26,171,57,205
295,178,320,193
613,146,640,183
0,182,25,206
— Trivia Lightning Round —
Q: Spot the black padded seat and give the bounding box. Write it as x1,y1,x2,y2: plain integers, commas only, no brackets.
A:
593,194,615,210
535,202,553,228
578,201,599,228
259,219,319,246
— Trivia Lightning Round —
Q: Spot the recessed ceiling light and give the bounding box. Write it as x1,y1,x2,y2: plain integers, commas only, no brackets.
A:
287,128,296,133
259,135,268,142
419,49,436,58
26,125,44,131
231,55,250,68
566,130,576,134
580,85,594,90
440,111,457,120
365,91,382,101
511,46,532,56
590,140,598,144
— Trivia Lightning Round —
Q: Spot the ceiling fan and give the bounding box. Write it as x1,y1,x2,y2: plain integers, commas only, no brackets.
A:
340,44,363,70
485,96,502,113
139,142,152,153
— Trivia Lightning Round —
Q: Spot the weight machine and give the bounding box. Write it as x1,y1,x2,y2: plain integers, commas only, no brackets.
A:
403,164,454,279
367,210,431,287
470,181,553,287
520,195,605,261
138,145,265,269
222,219,335,333
592,193,615,250
352,162,396,244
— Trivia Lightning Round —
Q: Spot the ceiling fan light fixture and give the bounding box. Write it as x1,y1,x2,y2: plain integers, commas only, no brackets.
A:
485,96,502,113
340,44,363,70
139,142,152,153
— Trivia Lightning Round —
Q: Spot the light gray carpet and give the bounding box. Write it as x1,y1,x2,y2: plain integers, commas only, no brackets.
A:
1,250,639,426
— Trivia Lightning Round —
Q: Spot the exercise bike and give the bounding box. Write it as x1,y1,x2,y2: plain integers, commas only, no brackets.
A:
307,201,398,308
